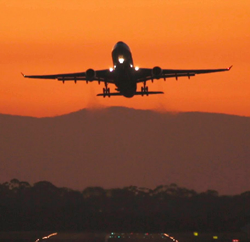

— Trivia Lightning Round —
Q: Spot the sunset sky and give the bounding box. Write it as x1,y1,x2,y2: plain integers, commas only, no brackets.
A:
1,0,250,117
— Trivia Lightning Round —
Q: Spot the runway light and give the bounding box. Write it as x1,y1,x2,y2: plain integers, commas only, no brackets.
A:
193,232,199,236
109,67,113,72
42,233,57,239
213,236,218,239
135,66,139,71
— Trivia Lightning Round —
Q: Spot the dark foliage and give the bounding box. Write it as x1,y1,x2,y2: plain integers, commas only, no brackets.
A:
0,179,249,232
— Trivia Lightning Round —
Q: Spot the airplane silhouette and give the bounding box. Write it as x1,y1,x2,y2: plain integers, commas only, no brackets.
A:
22,41,232,98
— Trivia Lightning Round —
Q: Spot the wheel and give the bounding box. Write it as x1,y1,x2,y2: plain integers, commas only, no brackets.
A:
141,87,144,96
103,88,106,98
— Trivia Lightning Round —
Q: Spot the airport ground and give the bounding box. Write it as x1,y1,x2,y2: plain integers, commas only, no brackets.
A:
0,231,248,242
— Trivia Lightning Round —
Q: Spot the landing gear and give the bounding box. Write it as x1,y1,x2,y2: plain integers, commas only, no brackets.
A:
141,82,149,96
102,82,110,97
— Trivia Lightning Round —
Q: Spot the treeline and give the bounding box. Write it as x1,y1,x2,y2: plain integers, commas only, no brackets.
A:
0,179,250,232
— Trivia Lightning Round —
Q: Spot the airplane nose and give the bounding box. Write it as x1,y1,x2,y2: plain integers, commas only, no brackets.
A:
113,41,130,51
116,41,126,46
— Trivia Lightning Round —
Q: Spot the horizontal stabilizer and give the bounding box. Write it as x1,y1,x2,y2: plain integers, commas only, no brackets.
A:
134,91,164,96
97,91,164,97
97,92,124,97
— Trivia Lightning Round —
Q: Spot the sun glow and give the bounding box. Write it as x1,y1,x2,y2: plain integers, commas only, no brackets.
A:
0,0,249,117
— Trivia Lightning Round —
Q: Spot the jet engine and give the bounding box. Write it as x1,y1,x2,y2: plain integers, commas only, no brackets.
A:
86,68,96,81
152,66,162,79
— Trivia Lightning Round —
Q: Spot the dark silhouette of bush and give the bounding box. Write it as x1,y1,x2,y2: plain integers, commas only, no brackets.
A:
0,179,249,232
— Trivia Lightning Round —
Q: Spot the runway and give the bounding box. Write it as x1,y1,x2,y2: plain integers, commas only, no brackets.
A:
0,231,248,242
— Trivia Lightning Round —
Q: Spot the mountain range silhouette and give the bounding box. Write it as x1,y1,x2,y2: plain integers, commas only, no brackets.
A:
1,107,249,195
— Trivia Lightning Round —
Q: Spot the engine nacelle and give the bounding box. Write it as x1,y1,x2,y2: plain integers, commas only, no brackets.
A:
86,68,96,81
152,66,162,79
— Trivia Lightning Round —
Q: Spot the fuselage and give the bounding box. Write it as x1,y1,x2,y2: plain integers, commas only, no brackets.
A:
111,41,137,97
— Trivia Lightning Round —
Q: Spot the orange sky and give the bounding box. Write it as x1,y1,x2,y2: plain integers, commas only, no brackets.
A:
1,0,250,117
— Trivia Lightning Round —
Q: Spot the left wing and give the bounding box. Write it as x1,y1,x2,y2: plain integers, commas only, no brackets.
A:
135,66,232,82
22,69,114,83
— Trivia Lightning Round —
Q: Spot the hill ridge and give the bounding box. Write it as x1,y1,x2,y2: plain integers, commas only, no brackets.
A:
1,106,249,195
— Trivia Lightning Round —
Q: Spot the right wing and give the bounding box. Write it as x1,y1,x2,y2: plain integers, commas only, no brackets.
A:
22,69,115,84
135,66,233,83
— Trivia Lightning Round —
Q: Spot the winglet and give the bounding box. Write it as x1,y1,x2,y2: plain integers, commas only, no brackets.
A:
228,65,233,70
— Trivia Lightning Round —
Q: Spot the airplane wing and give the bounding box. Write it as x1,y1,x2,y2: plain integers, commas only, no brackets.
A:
135,66,232,83
22,69,115,83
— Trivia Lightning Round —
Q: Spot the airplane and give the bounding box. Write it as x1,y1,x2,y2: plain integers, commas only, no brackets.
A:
22,41,232,98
